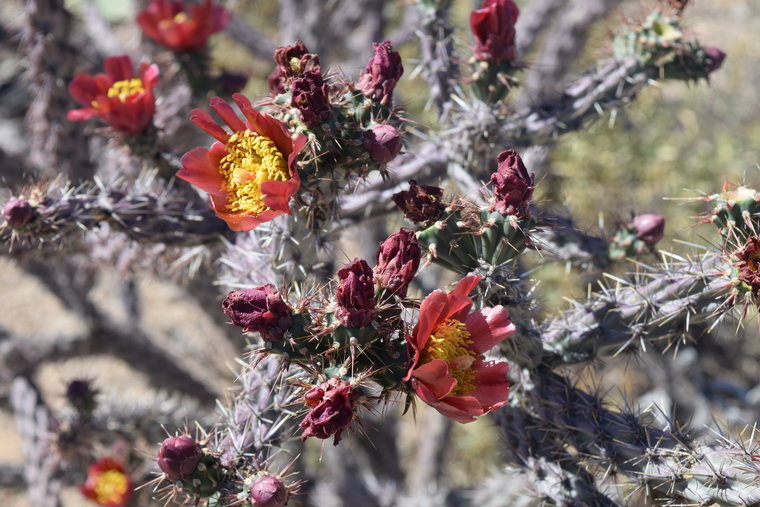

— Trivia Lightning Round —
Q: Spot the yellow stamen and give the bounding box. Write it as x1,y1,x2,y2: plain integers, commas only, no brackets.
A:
93,470,129,505
219,130,289,215
173,12,189,24
106,78,145,102
422,319,478,396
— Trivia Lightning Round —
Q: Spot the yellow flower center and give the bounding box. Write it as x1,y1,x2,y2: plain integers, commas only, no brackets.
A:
93,469,129,505
219,130,289,215
173,12,189,24
106,78,145,102
421,319,478,396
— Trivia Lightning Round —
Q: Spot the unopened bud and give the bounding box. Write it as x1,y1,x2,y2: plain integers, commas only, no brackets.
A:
157,436,202,481
335,259,376,328
3,198,34,227
65,379,98,416
250,475,288,507
632,214,665,246
357,40,403,106
363,124,402,163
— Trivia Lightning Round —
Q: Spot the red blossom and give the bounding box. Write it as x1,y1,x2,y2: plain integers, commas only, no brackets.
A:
80,457,133,507
299,378,358,445
178,94,306,231
405,275,514,423
137,0,229,53
67,55,158,135
470,0,520,64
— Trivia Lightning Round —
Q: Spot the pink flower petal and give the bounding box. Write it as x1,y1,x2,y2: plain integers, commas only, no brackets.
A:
463,305,515,354
178,147,226,195
411,359,455,399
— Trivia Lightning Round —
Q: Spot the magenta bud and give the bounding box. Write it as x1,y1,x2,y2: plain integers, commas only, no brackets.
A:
291,70,331,127
374,229,421,297
222,285,293,341
470,0,520,64
489,150,534,217
65,379,98,415
299,378,358,445
392,180,446,227
335,259,376,328
250,475,288,507
632,214,665,246
157,436,202,481
363,124,403,163
357,40,403,106
3,198,34,227
703,46,726,73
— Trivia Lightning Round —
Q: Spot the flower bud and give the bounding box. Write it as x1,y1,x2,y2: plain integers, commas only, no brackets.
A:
703,46,726,73
304,386,325,407
157,436,202,481
65,379,98,416
392,180,446,227
489,150,534,217
250,475,288,507
737,236,760,298
335,259,376,328
268,40,321,94
632,214,665,246
3,198,35,227
374,229,421,297
291,70,331,128
363,124,403,163
357,40,403,106
222,285,293,341
470,0,520,64
299,378,358,445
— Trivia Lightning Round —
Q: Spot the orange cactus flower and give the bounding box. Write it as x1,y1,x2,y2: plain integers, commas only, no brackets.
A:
80,457,133,507
67,55,158,136
137,0,230,53
178,94,306,231
405,275,515,423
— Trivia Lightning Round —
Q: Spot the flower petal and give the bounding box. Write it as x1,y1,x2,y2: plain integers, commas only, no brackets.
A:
470,360,509,410
210,97,246,132
178,147,226,196
410,359,456,399
463,305,515,354
191,108,230,143
104,55,134,81
432,395,483,423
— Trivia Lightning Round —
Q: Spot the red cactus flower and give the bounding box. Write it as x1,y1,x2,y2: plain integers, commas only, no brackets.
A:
67,55,158,135
470,0,520,64
137,0,229,53
80,457,133,507
405,275,514,423
178,94,306,231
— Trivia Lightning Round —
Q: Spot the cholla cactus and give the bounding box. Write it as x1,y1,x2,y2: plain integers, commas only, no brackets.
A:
5,0,759,506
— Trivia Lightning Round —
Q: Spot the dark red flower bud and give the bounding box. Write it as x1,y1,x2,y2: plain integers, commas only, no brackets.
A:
632,214,665,246
737,236,760,298
335,259,376,328
470,0,520,64
157,436,202,481
291,70,331,128
357,40,403,106
222,285,293,341
250,475,288,507
704,46,726,73
268,40,321,94
65,379,98,415
374,229,421,297
489,150,534,217
392,181,446,227
3,198,35,227
216,70,249,95
299,378,358,445
363,124,403,163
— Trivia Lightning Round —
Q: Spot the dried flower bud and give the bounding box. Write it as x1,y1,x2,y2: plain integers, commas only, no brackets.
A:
704,46,726,73
3,198,35,227
357,40,403,106
470,0,520,64
363,124,403,163
489,150,534,217
223,285,293,341
268,40,321,94
300,378,358,445
157,436,202,481
374,229,421,297
291,70,331,128
65,379,98,415
737,236,760,297
392,181,446,227
304,386,325,407
250,475,288,507
335,259,376,327
632,214,665,246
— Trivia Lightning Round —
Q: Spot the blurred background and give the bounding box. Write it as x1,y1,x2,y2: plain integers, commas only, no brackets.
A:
1,0,759,505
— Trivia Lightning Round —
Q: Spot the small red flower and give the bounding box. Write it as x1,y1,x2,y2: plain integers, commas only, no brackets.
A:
80,457,133,507
470,0,520,64
178,94,306,231
405,275,514,423
67,55,158,135
137,0,229,53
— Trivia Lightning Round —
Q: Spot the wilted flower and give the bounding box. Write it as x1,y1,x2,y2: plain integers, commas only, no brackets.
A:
300,378,358,445
67,55,158,135
357,40,404,106
470,0,520,64
374,229,421,297
3,198,34,227
291,70,331,127
268,40,321,94
335,259,376,328
363,124,403,163
632,214,666,246
489,149,534,217
405,275,514,423
157,436,202,481
137,0,229,52
80,458,133,507
222,284,293,341
737,236,760,297
704,46,727,73
392,180,446,227
178,94,306,231
250,475,289,507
